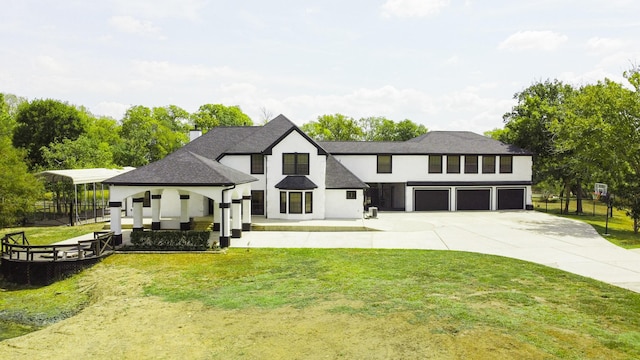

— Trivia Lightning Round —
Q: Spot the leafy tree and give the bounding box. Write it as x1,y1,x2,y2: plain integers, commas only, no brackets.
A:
394,119,427,141
192,104,253,131
114,105,188,166
301,114,363,141
0,94,14,139
13,99,88,169
41,135,114,169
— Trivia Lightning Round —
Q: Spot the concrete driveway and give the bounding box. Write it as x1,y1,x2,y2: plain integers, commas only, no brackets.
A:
237,211,640,293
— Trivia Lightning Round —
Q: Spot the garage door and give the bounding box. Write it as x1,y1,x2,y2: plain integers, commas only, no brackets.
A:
457,189,490,210
497,188,525,210
415,190,449,211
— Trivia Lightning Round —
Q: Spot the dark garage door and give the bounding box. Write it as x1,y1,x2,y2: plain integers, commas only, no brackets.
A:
457,189,490,210
415,190,449,211
497,188,524,210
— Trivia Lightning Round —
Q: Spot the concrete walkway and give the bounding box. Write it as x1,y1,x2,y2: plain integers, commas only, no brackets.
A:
236,211,640,293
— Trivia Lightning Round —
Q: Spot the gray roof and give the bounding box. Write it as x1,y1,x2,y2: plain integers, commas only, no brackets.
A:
181,114,326,159
275,176,318,190
104,151,257,186
325,155,368,189
320,131,531,155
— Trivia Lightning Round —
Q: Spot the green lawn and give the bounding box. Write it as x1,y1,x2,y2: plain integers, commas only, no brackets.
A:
533,198,640,249
0,223,106,246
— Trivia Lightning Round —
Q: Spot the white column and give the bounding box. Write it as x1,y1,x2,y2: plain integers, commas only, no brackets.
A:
242,192,251,231
180,192,190,230
132,197,144,231
219,189,232,247
151,190,162,230
231,196,242,238
212,199,221,231
109,201,123,245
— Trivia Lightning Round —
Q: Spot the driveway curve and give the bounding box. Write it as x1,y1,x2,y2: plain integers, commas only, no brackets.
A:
238,211,640,293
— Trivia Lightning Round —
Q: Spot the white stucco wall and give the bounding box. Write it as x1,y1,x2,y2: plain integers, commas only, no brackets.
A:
265,131,327,220
325,189,364,219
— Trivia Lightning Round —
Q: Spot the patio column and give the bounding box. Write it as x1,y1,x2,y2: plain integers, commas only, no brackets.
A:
242,193,251,231
212,200,221,231
132,197,144,232
109,201,122,245
179,192,190,231
231,196,242,238
219,190,231,247
151,190,162,230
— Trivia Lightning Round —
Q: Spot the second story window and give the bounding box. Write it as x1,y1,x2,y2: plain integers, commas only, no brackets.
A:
500,156,513,173
482,156,496,174
377,155,392,173
251,154,264,174
446,155,460,174
464,156,478,174
429,155,442,173
283,153,309,175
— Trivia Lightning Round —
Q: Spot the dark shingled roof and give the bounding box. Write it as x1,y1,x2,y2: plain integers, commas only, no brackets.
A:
180,114,326,159
275,176,318,190
320,131,531,155
104,151,257,186
325,155,368,189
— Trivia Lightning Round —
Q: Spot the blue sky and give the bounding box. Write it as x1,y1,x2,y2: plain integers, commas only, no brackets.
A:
1,0,638,133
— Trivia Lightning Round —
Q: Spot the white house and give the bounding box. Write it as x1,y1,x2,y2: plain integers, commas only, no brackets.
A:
104,115,532,247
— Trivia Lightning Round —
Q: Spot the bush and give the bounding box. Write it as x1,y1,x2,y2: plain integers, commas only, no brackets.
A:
129,231,210,251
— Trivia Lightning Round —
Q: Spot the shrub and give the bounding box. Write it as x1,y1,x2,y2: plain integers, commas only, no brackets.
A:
129,231,210,251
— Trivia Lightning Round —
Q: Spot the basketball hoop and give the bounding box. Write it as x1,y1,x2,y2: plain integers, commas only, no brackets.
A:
594,183,608,197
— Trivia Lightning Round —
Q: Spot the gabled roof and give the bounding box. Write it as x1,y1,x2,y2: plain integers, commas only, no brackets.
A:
325,155,368,189
275,176,318,190
104,151,257,186
320,131,531,155
180,114,326,160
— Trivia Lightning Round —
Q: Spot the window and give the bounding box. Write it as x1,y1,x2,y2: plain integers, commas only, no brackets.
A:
447,155,460,174
482,156,496,174
289,192,303,214
500,156,513,173
464,156,478,174
377,155,392,173
283,153,309,175
346,190,357,199
251,154,264,174
280,192,287,213
429,155,442,173
251,190,264,215
143,191,151,207
305,192,313,213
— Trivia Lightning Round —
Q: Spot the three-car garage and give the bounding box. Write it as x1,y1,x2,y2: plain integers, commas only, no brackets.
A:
413,186,528,211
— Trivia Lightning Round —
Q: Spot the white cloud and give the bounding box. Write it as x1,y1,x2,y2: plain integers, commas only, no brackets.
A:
109,15,161,35
381,0,451,18
585,37,627,55
112,0,207,21
498,31,568,51
92,101,131,120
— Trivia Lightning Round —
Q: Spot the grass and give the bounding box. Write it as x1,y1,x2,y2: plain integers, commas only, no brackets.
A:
105,250,640,358
533,198,640,249
0,223,106,246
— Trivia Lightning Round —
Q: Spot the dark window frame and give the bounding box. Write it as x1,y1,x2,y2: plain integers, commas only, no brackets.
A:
289,192,303,214
251,154,264,174
251,190,264,215
446,155,460,174
464,155,478,174
279,192,287,213
482,156,496,174
429,155,443,174
346,190,357,199
143,191,151,208
499,156,513,174
283,153,309,175
305,192,313,214
377,155,392,174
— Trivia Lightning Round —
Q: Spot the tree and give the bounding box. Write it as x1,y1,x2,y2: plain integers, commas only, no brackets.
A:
13,99,88,169
301,114,363,141
114,105,188,167
192,104,253,132
0,94,15,139
394,119,428,141
41,135,114,169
